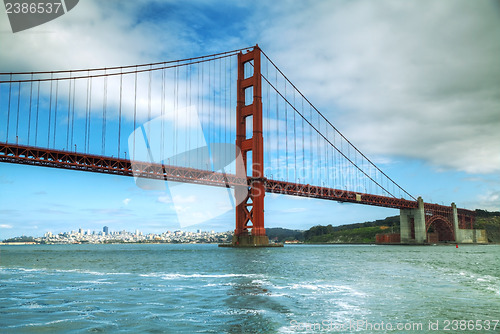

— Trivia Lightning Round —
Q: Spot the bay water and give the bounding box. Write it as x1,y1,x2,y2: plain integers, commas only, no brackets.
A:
1,244,499,333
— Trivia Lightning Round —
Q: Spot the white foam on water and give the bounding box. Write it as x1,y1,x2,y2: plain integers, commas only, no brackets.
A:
0,267,133,276
139,273,263,280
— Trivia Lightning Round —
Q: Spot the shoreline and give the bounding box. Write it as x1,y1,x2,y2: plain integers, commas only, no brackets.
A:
1,242,495,246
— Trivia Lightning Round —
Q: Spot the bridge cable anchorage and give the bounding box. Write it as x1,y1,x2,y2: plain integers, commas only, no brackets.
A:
259,49,416,201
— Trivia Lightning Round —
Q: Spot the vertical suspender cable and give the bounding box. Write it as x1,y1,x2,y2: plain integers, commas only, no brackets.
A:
309,105,313,185
47,73,53,147
66,72,72,150
301,98,305,181
200,61,204,169
224,56,228,169
230,56,234,173
326,124,329,187
148,65,152,148
207,59,211,151
87,76,92,153
6,73,12,142
317,111,321,185
333,130,336,188
174,63,178,165
212,58,216,157
186,65,194,162
28,73,33,145
266,58,270,177
84,75,89,153
16,81,20,144
228,57,232,174
53,79,59,148
160,67,165,164
218,58,221,145
197,62,201,169
133,67,138,159
71,77,75,150
186,63,189,156
35,80,40,146
293,89,296,182
188,64,192,155
212,59,216,151
284,80,288,182
102,71,108,155
118,70,123,158
275,69,279,179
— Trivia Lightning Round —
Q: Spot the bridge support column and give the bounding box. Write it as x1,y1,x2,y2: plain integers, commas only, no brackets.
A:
452,202,463,243
400,197,426,244
224,45,278,248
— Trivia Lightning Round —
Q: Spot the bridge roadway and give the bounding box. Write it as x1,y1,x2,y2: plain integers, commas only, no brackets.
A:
0,142,474,223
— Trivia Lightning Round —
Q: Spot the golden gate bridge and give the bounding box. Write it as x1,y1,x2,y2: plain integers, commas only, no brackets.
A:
0,45,476,246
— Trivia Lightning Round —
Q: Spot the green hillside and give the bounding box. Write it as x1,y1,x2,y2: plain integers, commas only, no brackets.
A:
475,210,500,243
304,216,400,244
301,210,500,244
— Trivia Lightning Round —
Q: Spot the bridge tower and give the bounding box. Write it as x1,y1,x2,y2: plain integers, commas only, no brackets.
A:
231,45,275,247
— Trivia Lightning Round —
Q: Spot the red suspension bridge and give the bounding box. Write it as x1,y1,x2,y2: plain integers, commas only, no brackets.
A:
0,45,477,246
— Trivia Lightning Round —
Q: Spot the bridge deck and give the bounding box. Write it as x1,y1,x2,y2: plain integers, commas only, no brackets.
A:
0,142,473,217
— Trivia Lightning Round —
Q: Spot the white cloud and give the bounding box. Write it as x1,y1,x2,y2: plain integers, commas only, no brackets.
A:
123,198,131,205
172,195,197,204
283,207,307,213
0,224,13,229
467,190,500,212
256,0,500,174
0,1,195,71
157,195,172,204
2,0,497,176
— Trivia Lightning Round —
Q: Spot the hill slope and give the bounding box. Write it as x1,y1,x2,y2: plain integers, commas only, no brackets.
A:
301,210,500,244
304,216,400,244
475,210,500,243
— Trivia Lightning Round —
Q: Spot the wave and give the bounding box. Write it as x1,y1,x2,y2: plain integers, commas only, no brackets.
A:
1,267,266,282
139,273,264,280
0,267,133,276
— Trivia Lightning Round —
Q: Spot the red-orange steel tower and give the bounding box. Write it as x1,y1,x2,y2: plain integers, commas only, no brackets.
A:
232,45,271,246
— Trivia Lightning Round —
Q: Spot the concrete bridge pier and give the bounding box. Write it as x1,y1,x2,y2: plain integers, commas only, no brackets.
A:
400,197,426,244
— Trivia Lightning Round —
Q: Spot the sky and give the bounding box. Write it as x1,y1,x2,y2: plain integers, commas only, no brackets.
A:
0,0,499,239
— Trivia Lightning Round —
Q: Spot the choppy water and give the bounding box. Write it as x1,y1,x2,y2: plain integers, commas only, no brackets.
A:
1,244,499,333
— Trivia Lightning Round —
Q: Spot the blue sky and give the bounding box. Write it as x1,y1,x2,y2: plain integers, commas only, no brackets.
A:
1,0,499,239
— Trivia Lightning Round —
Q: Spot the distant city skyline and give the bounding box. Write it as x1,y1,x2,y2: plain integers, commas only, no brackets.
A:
1,1,499,240
3,225,231,244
